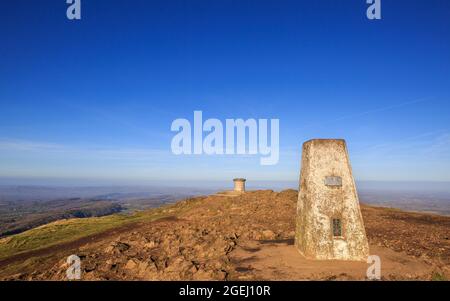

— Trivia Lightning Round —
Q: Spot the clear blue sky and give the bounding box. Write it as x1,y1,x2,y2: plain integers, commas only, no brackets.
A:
1,0,449,186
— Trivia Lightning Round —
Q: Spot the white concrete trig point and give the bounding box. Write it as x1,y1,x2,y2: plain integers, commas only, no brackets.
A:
233,178,246,193
295,139,369,261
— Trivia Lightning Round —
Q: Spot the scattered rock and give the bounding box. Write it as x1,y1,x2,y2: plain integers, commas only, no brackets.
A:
144,241,157,249
124,259,137,270
2,190,448,281
262,230,276,239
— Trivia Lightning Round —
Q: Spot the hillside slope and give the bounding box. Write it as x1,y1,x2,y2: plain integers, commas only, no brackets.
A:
0,190,449,280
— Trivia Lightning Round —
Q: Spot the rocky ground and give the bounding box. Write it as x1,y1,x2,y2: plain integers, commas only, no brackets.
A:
0,190,449,280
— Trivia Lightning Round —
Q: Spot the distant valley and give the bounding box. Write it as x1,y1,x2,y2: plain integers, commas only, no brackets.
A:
359,190,450,216
0,185,217,238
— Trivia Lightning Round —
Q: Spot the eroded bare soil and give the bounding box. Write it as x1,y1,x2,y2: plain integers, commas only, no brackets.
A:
1,190,449,280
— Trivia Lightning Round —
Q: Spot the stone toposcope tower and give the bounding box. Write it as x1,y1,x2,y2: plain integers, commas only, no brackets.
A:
295,139,369,261
233,178,246,193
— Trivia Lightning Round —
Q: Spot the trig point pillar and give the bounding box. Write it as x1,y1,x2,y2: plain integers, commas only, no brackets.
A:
295,139,369,261
233,178,246,193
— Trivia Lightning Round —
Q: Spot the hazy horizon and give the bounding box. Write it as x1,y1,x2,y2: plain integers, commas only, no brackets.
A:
1,178,449,192
1,179,449,216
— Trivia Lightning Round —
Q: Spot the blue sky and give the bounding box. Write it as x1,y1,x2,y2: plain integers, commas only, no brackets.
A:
1,0,450,186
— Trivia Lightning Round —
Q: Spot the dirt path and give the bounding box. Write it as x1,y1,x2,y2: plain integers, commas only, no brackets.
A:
229,239,436,280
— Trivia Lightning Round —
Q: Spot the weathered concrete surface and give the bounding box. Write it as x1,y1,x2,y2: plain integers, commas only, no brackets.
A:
295,139,369,261
233,178,246,192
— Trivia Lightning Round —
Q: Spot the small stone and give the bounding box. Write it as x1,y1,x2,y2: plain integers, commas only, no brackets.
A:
125,259,137,270
115,242,131,252
144,241,157,249
262,230,276,239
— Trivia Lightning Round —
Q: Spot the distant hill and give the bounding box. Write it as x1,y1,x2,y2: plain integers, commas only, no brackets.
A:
0,186,217,238
359,190,450,216
0,198,123,237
